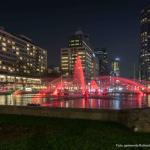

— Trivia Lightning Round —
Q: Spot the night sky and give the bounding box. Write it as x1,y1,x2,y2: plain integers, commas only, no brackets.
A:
0,0,149,77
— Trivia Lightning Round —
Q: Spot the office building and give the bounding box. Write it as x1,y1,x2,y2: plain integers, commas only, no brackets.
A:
61,30,98,80
139,5,150,81
95,48,110,76
0,28,47,86
111,57,120,77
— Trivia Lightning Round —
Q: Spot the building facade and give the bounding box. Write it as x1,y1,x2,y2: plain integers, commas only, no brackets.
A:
0,28,47,78
61,30,98,80
0,28,47,90
139,5,150,81
111,57,120,77
94,48,110,76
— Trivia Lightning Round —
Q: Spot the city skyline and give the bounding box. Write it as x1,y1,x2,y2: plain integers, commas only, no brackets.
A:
0,0,149,77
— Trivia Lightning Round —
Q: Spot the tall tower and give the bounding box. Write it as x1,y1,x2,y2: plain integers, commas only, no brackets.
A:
94,48,110,76
139,5,150,81
61,30,97,80
111,57,120,77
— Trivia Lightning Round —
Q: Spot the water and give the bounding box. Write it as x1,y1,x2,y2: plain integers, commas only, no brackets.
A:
0,93,150,110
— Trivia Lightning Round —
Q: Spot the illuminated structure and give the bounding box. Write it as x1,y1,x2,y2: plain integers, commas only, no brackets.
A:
61,30,98,80
95,48,110,76
0,27,47,78
0,27,47,90
30,54,150,109
111,57,120,77
139,5,150,81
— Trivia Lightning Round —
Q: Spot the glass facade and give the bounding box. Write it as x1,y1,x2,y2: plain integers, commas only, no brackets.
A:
140,5,150,81
111,57,120,77
95,48,110,76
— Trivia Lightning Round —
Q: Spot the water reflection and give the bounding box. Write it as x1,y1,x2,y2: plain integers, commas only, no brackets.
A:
0,93,149,110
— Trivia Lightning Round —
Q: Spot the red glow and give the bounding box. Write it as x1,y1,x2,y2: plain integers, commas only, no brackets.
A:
73,56,85,94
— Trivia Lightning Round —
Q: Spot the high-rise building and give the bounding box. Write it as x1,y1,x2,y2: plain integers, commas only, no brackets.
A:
111,57,120,77
139,5,150,81
94,48,110,76
0,28,47,78
0,28,47,87
61,30,98,80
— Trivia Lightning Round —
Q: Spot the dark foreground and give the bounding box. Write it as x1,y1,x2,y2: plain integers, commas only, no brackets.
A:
0,115,150,150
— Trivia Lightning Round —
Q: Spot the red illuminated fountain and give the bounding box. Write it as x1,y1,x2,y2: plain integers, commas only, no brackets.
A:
13,54,150,105
73,56,85,94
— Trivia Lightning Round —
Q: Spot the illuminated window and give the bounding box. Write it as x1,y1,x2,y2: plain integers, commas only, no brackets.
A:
2,42,6,46
7,40,11,43
2,47,6,51
16,52,19,55
75,43,79,46
12,41,15,45
27,44,30,47
61,60,68,63
3,38,6,41
12,46,15,50
62,57,68,59
62,64,68,66
3,66,6,69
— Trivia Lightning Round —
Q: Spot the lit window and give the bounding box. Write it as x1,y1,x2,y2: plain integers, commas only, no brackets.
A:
2,47,6,51
12,41,15,45
2,42,6,46
3,38,6,41
3,66,6,69
7,40,11,43
75,43,79,46
12,46,15,50
16,52,19,55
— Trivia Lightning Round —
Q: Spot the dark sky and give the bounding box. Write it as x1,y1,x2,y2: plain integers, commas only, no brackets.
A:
0,0,149,77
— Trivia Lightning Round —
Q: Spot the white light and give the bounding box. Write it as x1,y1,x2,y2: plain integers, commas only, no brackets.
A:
25,87,32,91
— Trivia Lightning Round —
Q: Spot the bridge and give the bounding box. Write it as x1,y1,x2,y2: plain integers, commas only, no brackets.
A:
42,76,150,97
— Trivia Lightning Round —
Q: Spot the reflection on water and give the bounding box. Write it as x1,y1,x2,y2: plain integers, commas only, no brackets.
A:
0,93,149,110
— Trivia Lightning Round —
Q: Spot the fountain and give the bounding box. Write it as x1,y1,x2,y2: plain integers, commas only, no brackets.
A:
73,56,85,94
12,54,150,105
